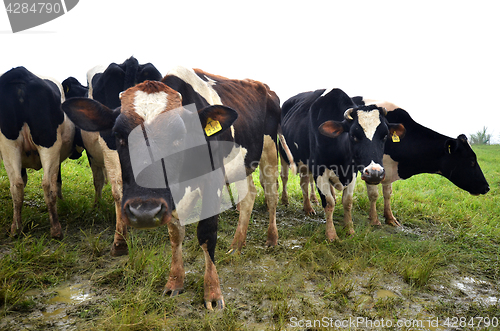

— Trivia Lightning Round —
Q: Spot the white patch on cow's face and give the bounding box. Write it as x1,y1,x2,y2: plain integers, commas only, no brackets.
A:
133,90,169,124
357,110,381,141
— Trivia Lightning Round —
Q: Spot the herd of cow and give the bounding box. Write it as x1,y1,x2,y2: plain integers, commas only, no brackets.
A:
0,57,490,310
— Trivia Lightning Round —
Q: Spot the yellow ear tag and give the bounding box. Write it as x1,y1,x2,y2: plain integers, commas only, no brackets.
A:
204,117,222,136
391,132,400,143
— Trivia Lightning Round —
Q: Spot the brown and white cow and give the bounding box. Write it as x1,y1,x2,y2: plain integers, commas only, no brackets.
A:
0,66,76,238
62,67,282,309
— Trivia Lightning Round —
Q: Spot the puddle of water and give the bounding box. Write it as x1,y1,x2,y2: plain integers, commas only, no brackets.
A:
46,282,91,305
452,276,499,305
42,307,67,319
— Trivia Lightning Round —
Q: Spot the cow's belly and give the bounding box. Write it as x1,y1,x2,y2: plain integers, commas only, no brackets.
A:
0,127,43,170
81,131,106,166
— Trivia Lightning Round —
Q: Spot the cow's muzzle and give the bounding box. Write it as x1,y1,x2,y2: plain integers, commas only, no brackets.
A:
123,199,170,229
361,161,386,185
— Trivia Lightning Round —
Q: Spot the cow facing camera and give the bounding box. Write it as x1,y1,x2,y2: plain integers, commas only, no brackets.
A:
128,103,248,225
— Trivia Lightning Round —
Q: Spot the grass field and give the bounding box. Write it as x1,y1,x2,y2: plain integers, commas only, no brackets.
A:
0,145,499,330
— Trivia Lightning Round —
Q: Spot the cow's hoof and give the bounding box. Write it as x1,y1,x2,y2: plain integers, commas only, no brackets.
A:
369,219,382,226
50,227,63,240
386,218,401,227
326,235,339,242
226,248,241,255
304,208,316,216
110,242,128,256
163,288,183,297
265,240,278,248
205,298,225,310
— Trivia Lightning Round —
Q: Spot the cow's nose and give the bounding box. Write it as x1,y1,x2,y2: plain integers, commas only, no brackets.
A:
361,161,385,185
124,200,167,229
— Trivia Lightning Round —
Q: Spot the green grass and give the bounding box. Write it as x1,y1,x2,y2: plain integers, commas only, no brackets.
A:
0,147,499,330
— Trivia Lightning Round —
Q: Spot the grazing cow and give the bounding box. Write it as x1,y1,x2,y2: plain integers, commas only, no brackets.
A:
81,57,162,255
0,66,75,238
62,67,281,309
280,89,405,240
351,97,490,225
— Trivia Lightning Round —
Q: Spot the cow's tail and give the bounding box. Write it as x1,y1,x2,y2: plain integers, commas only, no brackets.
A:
278,125,297,175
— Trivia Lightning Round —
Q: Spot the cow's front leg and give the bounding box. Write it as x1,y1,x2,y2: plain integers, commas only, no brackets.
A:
260,135,279,247
198,216,224,310
342,176,356,236
366,183,381,225
383,183,400,226
228,175,257,254
164,218,186,296
316,173,338,241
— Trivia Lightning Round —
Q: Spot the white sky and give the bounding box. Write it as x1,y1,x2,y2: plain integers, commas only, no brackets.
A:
1,1,499,142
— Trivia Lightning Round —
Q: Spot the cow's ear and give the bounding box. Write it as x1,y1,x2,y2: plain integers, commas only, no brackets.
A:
318,120,345,138
445,138,459,154
388,123,406,140
198,105,238,137
62,98,119,132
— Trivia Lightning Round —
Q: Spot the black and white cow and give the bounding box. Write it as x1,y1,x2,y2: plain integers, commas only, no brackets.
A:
62,67,282,309
0,67,75,238
351,97,490,226
80,57,162,255
280,89,405,240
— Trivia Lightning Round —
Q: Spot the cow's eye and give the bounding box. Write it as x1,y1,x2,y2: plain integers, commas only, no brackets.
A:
351,135,359,142
382,134,388,142
471,160,476,167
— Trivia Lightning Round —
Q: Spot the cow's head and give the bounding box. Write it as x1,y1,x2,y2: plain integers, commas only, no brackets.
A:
319,105,405,185
441,134,489,195
62,80,238,228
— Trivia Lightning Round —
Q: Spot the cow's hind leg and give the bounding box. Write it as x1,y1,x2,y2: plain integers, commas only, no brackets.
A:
2,144,25,237
90,160,106,205
366,183,381,225
104,151,127,256
280,154,290,206
259,135,279,247
164,218,186,296
38,146,63,239
383,183,400,226
300,172,315,215
342,176,356,236
309,174,319,205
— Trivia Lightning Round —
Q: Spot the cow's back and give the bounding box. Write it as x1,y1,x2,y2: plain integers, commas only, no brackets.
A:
195,69,279,171
0,67,64,148
281,90,326,165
